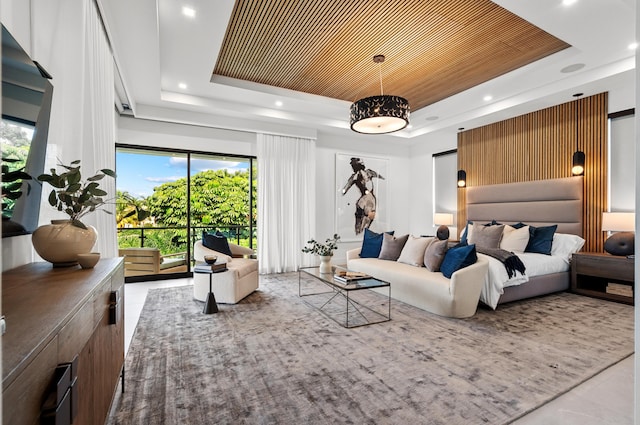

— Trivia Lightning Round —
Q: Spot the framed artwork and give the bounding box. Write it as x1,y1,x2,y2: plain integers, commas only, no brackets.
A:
335,154,388,241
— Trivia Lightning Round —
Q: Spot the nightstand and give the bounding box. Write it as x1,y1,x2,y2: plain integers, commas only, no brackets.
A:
570,252,634,305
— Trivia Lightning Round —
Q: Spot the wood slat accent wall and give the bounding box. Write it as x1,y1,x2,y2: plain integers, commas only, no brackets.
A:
457,92,608,252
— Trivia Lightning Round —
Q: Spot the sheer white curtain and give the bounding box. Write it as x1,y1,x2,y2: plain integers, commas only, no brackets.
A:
257,133,316,274
31,0,116,257
81,0,117,258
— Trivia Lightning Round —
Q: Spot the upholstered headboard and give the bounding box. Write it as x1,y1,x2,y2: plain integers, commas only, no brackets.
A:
465,177,583,236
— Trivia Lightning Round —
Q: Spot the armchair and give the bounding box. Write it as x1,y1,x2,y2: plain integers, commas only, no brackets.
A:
193,240,259,304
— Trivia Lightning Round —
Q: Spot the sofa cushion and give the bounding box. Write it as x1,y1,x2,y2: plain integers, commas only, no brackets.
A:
227,257,259,278
397,236,433,267
360,229,394,258
441,243,477,278
378,233,409,261
423,239,448,272
202,231,233,256
469,223,504,249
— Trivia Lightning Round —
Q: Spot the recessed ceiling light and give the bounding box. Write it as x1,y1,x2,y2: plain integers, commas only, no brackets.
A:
561,63,585,73
178,82,187,90
483,95,492,102
628,42,638,50
562,0,577,6
275,100,283,107
182,6,196,18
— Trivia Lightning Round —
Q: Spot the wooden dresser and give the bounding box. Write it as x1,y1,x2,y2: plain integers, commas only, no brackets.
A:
2,258,124,425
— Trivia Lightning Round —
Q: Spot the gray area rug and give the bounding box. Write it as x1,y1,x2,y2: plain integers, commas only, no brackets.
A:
109,273,634,425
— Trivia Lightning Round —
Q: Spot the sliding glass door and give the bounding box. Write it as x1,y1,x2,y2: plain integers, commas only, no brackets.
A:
116,146,256,281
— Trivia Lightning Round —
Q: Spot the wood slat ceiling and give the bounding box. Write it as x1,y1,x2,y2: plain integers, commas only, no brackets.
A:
212,0,570,112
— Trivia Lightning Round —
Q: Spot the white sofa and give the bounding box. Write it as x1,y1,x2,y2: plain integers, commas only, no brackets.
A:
193,240,258,304
346,247,489,318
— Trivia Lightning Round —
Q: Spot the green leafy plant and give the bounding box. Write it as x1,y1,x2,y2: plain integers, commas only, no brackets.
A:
38,159,116,229
301,234,340,256
2,157,32,218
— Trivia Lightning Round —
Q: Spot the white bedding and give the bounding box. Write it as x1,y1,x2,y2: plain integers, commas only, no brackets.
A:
479,252,570,310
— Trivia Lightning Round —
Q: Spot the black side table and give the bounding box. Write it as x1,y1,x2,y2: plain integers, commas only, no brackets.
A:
193,266,221,314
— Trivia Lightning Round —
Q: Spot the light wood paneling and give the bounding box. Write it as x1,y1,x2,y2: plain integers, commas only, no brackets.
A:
213,0,569,112
457,92,608,252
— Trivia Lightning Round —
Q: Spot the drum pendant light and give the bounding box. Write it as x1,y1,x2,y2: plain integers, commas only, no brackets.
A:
350,55,410,134
571,93,585,176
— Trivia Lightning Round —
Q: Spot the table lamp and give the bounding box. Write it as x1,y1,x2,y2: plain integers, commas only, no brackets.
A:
434,213,454,240
602,212,635,256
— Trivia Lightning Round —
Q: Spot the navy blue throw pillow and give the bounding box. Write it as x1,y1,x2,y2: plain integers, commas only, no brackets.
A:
360,229,394,258
459,221,473,244
525,225,557,255
512,222,527,229
440,243,477,279
202,231,233,256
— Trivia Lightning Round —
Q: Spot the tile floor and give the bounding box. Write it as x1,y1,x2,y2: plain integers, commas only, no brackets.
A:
124,278,634,424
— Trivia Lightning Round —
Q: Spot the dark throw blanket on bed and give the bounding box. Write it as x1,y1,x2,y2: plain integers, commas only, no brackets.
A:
476,247,526,278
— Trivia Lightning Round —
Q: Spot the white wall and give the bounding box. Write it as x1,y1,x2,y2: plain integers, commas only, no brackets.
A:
314,131,412,263
407,130,459,237
118,116,257,157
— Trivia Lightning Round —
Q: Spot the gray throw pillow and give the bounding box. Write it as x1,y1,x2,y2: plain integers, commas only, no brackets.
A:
423,239,448,272
378,233,409,261
469,223,504,249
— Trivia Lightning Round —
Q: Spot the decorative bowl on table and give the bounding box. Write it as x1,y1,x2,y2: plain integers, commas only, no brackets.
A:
204,255,218,265
77,252,100,269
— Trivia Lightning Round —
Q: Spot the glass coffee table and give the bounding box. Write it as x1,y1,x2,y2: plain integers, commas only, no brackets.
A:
298,266,391,328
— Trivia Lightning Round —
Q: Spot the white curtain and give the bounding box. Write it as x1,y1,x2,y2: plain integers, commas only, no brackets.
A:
31,0,117,257
257,133,316,274
81,0,117,258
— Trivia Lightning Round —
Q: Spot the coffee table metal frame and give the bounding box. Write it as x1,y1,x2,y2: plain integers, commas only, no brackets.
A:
298,266,391,328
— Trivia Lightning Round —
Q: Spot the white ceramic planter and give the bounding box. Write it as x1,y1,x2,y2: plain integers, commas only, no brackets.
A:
319,255,332,274
32,220,97,267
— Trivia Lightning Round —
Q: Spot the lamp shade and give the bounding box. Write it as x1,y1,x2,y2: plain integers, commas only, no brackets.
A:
350,95,410,134
602,212,635,232
434,213,454,226
602,212,635,256
457,170,466,188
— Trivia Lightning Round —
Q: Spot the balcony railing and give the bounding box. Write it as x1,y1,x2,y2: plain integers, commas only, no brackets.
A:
117,224,255,278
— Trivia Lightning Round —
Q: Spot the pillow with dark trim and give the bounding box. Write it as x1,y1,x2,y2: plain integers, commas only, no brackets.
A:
202,231,233,256
440,243,477,279
360,229,395,258
460,220,496,244
525,225,558,255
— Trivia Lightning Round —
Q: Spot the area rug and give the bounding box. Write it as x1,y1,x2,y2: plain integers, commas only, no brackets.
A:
109,273,634,425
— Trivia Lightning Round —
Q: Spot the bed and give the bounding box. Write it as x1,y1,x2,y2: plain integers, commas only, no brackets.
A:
464,176,585,309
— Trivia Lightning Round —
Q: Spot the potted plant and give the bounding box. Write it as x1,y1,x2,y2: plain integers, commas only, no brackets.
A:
302,233,340,273
32,159,116,266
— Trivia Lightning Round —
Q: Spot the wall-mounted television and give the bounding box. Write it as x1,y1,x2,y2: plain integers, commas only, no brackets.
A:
2,24,53,237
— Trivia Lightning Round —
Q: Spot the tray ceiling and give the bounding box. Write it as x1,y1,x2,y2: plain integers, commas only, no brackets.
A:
212,0,570,112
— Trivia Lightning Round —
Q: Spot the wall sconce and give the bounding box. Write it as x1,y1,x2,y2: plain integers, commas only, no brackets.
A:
571,151,585,176
571,93,585,176
602,212,635,256
457,170,466,188
434,213,454,240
